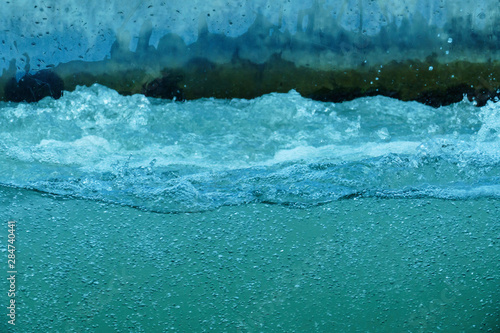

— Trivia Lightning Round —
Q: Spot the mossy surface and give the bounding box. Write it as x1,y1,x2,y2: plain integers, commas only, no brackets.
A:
1,53,499,106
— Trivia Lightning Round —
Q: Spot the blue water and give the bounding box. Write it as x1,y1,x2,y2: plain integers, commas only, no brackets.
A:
1,84,499,213
1,85,499,332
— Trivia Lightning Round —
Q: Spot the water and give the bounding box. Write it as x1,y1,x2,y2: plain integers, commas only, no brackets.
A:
1,84,500,212
0,85,499,332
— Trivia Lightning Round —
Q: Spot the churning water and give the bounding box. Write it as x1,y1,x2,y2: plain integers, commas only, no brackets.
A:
1,84,500,212
0,85,499,332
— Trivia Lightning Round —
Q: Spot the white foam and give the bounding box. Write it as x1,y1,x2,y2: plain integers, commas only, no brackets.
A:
0,85,499,212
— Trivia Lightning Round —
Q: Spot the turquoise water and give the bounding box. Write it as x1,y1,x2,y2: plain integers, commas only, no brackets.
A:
0,86,499,332
1,84,500,212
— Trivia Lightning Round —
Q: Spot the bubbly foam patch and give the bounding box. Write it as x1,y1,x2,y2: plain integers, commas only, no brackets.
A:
0,84,499,212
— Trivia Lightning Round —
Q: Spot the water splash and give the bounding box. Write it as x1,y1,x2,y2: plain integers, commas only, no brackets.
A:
0,84,499,212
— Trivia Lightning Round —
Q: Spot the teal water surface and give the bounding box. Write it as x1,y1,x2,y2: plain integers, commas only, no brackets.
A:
0,188,499,332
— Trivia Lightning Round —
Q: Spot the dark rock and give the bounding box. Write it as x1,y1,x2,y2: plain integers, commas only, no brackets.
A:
4,70,64,102
142,71,184,101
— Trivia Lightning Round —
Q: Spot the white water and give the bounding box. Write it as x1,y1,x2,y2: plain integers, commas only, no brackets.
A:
1,84,499,212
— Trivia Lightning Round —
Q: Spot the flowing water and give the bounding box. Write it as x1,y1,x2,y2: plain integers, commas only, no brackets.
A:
0,85,499,332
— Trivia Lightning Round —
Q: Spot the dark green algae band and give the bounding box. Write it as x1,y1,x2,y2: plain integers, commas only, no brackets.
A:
1,55,499,107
